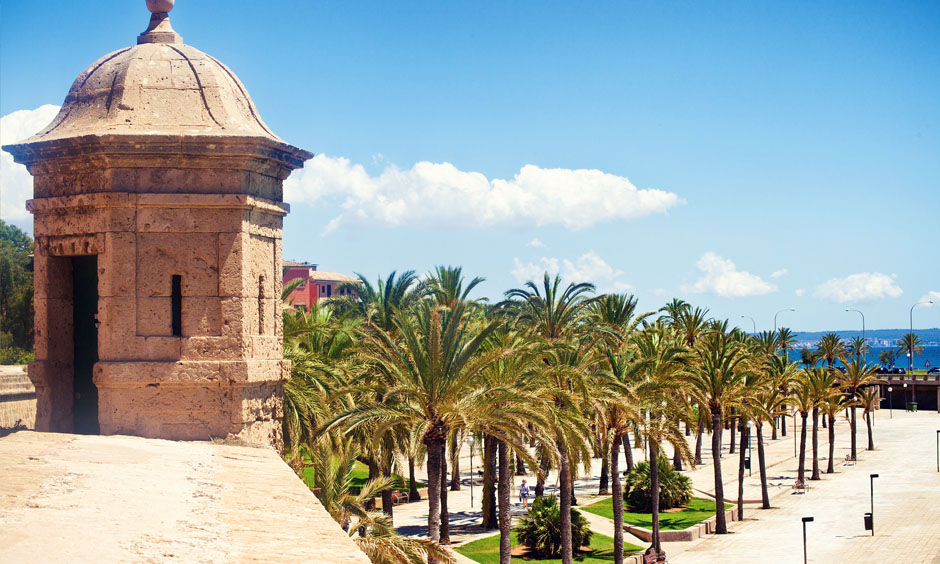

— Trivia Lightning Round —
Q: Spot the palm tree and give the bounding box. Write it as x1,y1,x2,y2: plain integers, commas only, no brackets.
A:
791,372,815,484
755,356,794,508
821,392,846,474
630,326,692,556
502,273,595,564
816,333,847,374
329,301,506,561
897,333,924,371
423,265,486,309
805,368,838,480
857,387,879,450
841,358,880,461
775,327,797,437
307,438,455,564
846,336,870,364
878,348,897,369
686,323,748,534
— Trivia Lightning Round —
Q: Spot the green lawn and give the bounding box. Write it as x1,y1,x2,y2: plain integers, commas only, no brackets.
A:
301,460,426,493
581,497,730,531
456,531,643,564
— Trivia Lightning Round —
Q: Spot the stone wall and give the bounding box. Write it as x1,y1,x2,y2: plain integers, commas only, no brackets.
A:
0,366,36,430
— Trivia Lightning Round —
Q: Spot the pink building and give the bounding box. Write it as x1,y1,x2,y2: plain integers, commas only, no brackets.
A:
282,262,359,310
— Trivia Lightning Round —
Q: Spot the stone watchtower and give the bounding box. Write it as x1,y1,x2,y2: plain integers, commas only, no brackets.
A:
3,1,312,444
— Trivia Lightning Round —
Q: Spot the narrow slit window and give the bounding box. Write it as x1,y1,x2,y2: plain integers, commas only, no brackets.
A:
171,275,182,337
258,275,265,335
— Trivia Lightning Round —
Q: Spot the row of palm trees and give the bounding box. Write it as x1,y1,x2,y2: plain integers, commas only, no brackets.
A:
280,268,885,564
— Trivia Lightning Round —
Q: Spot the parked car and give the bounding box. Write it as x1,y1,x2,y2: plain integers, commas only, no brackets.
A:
890,367,906,375
927,367,940,375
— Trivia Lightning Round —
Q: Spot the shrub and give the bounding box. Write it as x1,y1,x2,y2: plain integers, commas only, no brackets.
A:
624,456,692,512
0,346,33,365
517,495,593,557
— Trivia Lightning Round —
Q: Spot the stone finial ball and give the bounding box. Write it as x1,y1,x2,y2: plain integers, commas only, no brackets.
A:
146,0,175,14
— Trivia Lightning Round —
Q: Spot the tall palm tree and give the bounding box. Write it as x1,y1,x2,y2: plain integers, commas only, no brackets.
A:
805,368,838,480
791,372,815,484
857,387,879,451
502,273,595,564
755,356,794,508
686,323,748,534
821,392,846,474
307,438,455,564
775,327,798,436
630,326,692,556
423,265,486,309
816,333,847,374
897,333,924,371
841,358,880,461
329,301,507,561
846,336,870,364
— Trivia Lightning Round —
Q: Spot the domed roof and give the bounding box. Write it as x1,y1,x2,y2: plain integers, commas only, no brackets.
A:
21,3,285,145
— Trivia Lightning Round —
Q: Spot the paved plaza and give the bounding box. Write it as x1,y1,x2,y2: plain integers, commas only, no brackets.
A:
392,409,940,563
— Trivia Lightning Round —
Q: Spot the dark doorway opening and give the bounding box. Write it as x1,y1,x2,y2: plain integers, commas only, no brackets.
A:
72,255,99,434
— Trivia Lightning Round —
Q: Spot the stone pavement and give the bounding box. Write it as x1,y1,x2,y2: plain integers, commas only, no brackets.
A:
392,409,940,563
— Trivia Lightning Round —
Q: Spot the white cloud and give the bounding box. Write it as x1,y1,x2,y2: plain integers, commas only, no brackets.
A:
683,252,777,298
795,288,806,297
527,237,546,248
284,154,683,234
814,272,903,303
1,105,60,228
511,251,631,292
770,268,788,279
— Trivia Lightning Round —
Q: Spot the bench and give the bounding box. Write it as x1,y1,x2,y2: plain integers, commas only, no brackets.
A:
792,480,806,494
643,549,667,563
843,454,856,466
391,490,410,505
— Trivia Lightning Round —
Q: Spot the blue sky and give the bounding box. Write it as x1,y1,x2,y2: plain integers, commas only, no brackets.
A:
2,0,938,331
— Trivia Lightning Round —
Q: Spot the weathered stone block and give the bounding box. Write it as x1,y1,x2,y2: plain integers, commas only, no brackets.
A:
98,232,136,297
136,232,219,297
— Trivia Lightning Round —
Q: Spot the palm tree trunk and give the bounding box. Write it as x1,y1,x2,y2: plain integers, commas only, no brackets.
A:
366,458,378,511
650,440,662,554
381,464,394,519
516,453,526,475
425,436,444,563
685,421,691,436
736,422,746,521
535,452,550,498
409,456,420,501
450,436,461,491
850,406,857,460
710,409,727,534
611,433,624,564
440,443,450,544
729,410,736,455
811,407,820,480
771,418,778,441
482,436,497,529
695,423,703,465
558,440,573,564
781,413,787,437
756,422,770,509
826,413,835,474
497,440,512,564
622,434,634,472
673,441,683,471
866,411,874,450
599,449,609,495
798,412,808,483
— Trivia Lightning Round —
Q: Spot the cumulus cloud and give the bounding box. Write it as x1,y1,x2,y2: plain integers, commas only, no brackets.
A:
770,268,788,279
814,272,903,303
285,154,683,234
511,251,631,292
683,252,777,298
795,288,806,297
1,105,60,227
528,237,546,248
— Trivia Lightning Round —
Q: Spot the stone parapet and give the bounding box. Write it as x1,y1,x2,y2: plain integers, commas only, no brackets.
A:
0,367,36,429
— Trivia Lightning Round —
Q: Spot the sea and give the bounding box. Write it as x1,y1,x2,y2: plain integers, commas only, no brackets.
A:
834,346,940,370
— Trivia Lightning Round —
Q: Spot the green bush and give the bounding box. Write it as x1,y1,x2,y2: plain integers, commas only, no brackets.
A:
624,457,692,512
0,346,33,365
517,495,593,557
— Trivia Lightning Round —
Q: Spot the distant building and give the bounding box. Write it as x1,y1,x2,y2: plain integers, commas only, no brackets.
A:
283,261,359,310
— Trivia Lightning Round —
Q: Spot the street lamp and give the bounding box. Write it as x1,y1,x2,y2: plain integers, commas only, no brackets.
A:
909,300,934,374
741,315,756,335
866,474,878,536
802,516,814,564
887,386,893,418
845,308,865,360
468,435,474,508
774,308,796,333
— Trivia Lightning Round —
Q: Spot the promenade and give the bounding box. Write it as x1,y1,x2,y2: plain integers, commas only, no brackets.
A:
392,409,940,563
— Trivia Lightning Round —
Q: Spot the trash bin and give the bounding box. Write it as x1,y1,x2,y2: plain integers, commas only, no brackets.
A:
908,402,918,412
864,512,873,531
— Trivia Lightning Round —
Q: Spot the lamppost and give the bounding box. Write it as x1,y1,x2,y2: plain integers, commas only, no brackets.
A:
887,386,893,418
845,308,865,360
904,383,908,411
866,474,878,536
741,315,756,335
774,308,796,333
469,435,474,508
909,300,934,374
802,516,814,564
